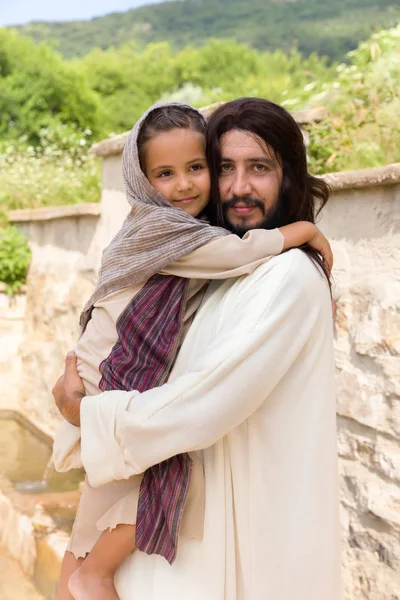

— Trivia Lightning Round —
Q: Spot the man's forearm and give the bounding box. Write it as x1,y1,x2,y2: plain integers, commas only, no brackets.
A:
59,391,83,427
80,256,323,485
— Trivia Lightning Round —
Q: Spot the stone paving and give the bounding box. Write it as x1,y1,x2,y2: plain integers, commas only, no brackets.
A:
0,548,43,600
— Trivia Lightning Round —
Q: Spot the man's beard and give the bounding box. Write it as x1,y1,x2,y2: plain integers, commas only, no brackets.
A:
221,195,283,238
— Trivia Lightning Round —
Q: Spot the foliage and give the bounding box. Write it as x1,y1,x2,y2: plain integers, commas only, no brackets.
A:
14,0,400,63
76,39,334,133
0,28,105,143
0,30,332,212
0,225,31,294
0,22,398,216
73,42,178,134
305,25,400,173
0,125,101,213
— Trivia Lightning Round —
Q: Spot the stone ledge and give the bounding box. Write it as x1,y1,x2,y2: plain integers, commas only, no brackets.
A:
291,107,328,125
0,410,53,446
92,105,327,158
7,203,101,223
92,132,129,159
322,163,400,192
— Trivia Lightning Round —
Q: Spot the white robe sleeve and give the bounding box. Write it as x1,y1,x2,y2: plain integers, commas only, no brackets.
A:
52,420,82,471
80,253,328,487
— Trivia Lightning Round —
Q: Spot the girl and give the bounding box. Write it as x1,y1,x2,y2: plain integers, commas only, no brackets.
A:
53,102,332,600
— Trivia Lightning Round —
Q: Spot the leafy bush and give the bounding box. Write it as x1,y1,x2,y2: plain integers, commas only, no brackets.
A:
0,124,101,212
305,25,400,174
0,225,31,294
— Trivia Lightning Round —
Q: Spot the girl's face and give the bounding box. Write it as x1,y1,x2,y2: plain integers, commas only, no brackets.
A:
143,128,210,217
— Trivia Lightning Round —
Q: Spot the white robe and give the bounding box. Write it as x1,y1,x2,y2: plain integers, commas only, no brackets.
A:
80,249,343,600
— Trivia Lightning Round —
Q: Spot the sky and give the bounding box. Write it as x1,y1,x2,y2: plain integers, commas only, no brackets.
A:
0,0,163,27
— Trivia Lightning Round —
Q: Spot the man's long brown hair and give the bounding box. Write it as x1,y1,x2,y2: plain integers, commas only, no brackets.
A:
206,97,331,285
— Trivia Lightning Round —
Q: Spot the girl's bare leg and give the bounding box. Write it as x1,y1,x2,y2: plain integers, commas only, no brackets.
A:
57,552,84,600
68,524,136,600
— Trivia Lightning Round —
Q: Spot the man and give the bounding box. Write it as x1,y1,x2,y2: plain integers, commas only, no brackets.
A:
54,98,342,599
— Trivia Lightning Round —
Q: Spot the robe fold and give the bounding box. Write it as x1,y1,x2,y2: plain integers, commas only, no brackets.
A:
79,249,342,600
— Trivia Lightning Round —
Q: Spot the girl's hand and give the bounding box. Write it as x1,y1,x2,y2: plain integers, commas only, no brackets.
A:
280,222,333,275
308,228,333,275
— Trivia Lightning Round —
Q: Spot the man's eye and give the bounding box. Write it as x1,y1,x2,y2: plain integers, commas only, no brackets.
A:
252,164,267,173
220,164,232,173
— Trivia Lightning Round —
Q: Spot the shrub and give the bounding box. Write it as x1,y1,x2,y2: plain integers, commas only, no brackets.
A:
0,225,31,294
305,25,400,174
0,124,101,212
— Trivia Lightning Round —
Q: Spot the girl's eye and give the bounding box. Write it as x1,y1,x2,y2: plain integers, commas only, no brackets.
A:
158,170,173,178
220,163,233,173
190,163,205,172
252,163,268,173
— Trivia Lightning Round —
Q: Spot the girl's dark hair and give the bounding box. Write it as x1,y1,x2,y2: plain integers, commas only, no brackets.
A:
137,105,206,173
206,97,331,286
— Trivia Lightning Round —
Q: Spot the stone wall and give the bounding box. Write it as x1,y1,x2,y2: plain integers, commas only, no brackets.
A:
6,141,400,597
317,170,400,599
0,285,26,413
5,205,102,436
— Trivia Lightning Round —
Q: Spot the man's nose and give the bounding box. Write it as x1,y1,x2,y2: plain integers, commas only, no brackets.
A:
231,172,252,196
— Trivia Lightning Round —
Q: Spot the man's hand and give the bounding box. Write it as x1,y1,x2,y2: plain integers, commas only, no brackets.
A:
332,299,337,319
52,351,85,427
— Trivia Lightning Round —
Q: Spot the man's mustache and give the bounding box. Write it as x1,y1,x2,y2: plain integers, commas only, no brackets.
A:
222,196,265,214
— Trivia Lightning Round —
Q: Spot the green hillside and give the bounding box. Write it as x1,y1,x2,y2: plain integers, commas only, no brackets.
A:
15,0,400,61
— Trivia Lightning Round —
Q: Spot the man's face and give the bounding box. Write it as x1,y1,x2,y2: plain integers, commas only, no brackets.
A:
218,129,283,235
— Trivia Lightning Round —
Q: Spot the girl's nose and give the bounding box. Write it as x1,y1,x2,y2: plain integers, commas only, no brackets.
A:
176,173,193,191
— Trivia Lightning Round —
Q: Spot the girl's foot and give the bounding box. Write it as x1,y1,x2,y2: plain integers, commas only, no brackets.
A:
68,566,119,600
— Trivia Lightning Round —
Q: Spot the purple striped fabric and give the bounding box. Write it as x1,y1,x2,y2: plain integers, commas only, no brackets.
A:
99,274,192,564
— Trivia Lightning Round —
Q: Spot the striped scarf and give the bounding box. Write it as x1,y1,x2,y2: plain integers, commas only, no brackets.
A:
99,274,191,564
80,101,227,331
80,102,228,563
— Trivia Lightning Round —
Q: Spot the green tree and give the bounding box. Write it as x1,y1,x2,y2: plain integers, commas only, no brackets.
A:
75,42,177,133
76,39,333,133
0,28,105,142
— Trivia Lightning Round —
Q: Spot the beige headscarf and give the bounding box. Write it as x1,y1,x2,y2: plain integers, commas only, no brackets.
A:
80,101,227,330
